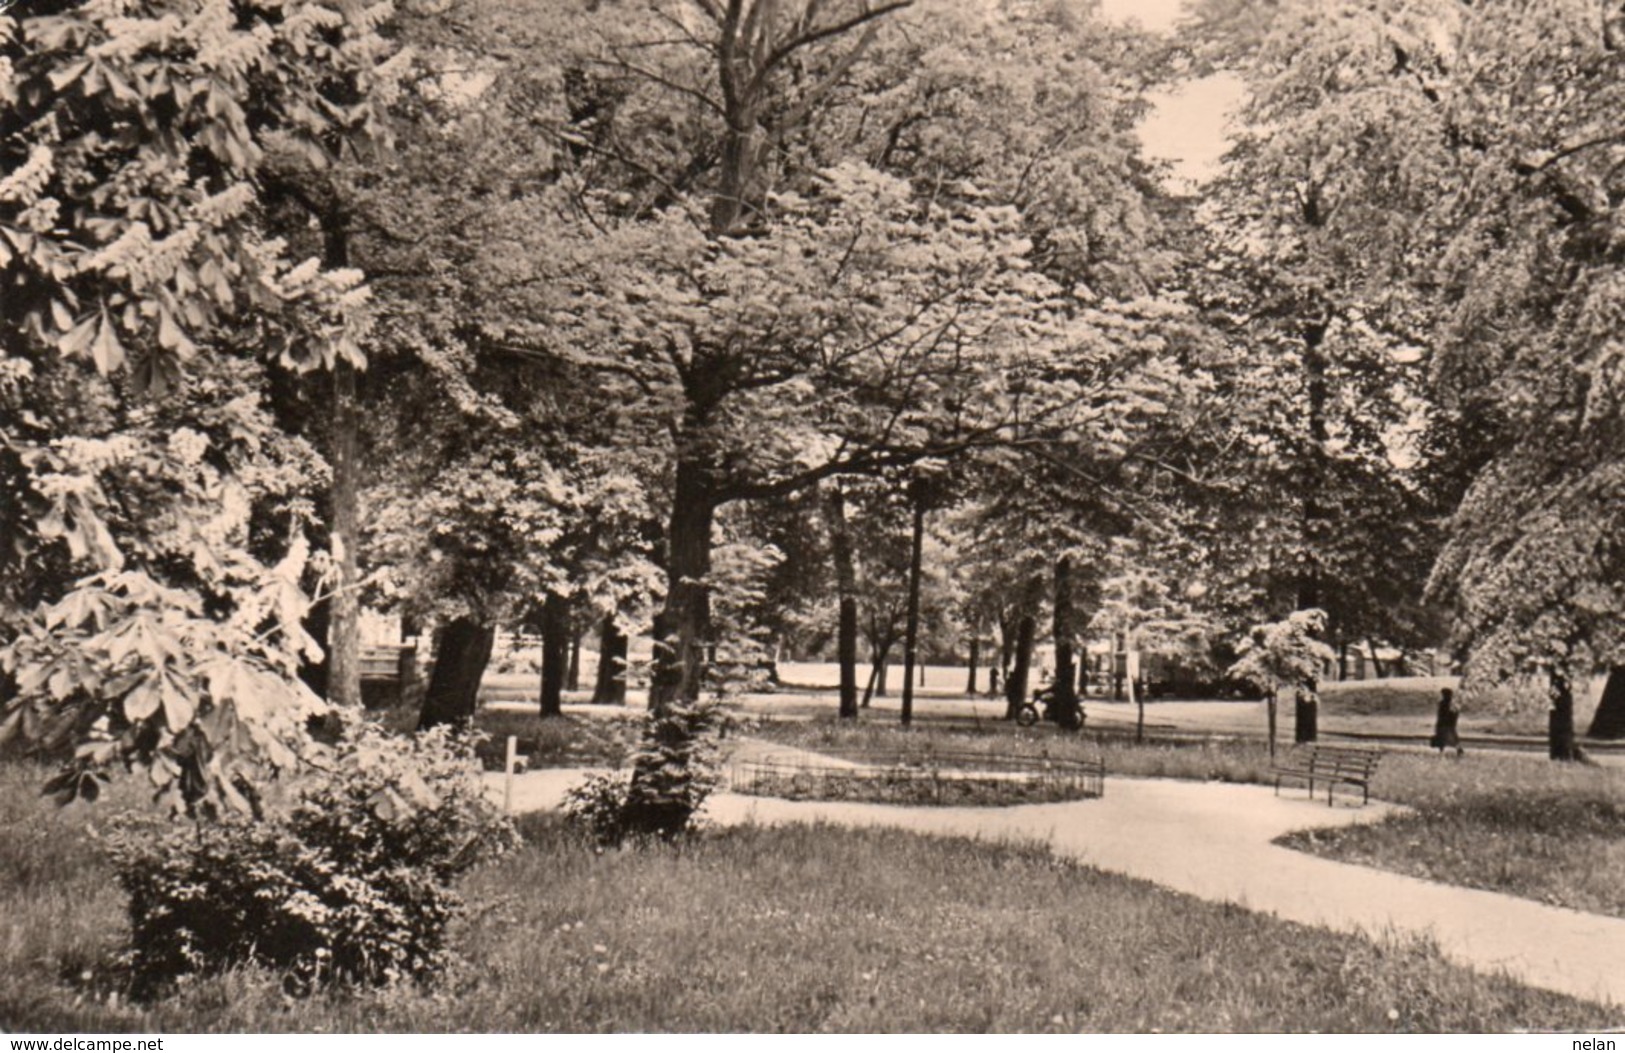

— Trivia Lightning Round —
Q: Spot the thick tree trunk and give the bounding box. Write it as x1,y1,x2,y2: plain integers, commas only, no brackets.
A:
1549,670,1582,761
592,615,628,705
540,591,569,718
649,456,716,713
1586,666,1625,739
1050,555,1081,730
1297,319,1329,617
1294,680,1319,743
418,617,494,730
876,656,889,698
325,209,362,711
1288,319,1329,742
823,483,861,720
566,624,583,692
900,485,926,727
1006,609,1037,720
298,596,330,701
965,633,980,696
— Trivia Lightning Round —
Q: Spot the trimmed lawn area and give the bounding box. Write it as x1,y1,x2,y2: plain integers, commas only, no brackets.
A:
1280,753,1625,919
749,719,1625,919
1,767,1617,1033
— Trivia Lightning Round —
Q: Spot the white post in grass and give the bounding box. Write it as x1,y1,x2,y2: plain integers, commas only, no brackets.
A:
503,734,518,814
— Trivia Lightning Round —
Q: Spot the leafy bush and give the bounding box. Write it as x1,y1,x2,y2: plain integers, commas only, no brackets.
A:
563,701,725,845
107,723,517,996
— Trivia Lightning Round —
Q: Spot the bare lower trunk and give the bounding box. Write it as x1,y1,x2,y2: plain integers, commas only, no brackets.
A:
323,206,361,712
592,615,628,705
328,359,361,711
1366,639,1387,679
566,625,582,692
900,485,925,727
1549,670,1582,761
650,456,715,713
1294,680,1319,743
965,634,980,696
1266,689,1278,759
1006,607,1037,720
1587,666,1625,739
1050,554,1081,730
418,617,494,730
862,644,892,708
540,591,569,719
298,596,330,700
823,483,860,720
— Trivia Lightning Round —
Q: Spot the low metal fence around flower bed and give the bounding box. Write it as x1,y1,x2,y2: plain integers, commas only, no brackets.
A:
727,749,1105,806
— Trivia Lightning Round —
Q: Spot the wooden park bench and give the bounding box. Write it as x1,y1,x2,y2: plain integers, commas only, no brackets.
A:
1270,743,1381,806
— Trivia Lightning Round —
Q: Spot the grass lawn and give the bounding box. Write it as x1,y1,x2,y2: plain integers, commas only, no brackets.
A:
369,704,639,770
1,765,1617,1033
1280,753,1625,919
749,719,1625,919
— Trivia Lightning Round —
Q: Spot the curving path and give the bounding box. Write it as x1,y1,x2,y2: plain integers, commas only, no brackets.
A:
489,758,1625,1011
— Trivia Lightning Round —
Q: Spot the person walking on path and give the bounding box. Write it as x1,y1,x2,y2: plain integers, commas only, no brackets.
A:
1432,686,1464,756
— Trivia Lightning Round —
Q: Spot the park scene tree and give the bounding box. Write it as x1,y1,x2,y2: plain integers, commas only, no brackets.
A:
3,0,1625,1035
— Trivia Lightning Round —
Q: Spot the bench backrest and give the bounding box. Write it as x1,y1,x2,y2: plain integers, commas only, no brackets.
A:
1303,745,1381,775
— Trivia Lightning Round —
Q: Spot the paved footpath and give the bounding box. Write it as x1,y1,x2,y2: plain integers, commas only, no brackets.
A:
490,763,1625,1010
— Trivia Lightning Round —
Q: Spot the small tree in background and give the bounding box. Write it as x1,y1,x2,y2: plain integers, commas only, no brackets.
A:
1227,609,1335,758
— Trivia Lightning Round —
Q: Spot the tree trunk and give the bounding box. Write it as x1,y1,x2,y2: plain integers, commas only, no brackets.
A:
1113,630,1126,700
540,591,569,719
1294,680,1319,743
298,595,331,701
418,617,494,730
1006,608,1037,720
1266,688,1278,760
965,633,980,696
1297,320,1329,618
1586,666,1625,739
1366,639,1387,679
325,209,361,711
592,615,628,705
900,484,926,727
649,456,716,712
861,644,892,708
1050,555,1081,730
1549,669,1582,761
823,482,860,720
566,624,583,692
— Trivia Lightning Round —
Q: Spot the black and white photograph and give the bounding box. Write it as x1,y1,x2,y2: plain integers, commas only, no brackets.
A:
2,0,1624,1036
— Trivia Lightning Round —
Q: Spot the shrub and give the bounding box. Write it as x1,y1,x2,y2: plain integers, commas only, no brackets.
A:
563,700,725,845
107,723,518,996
